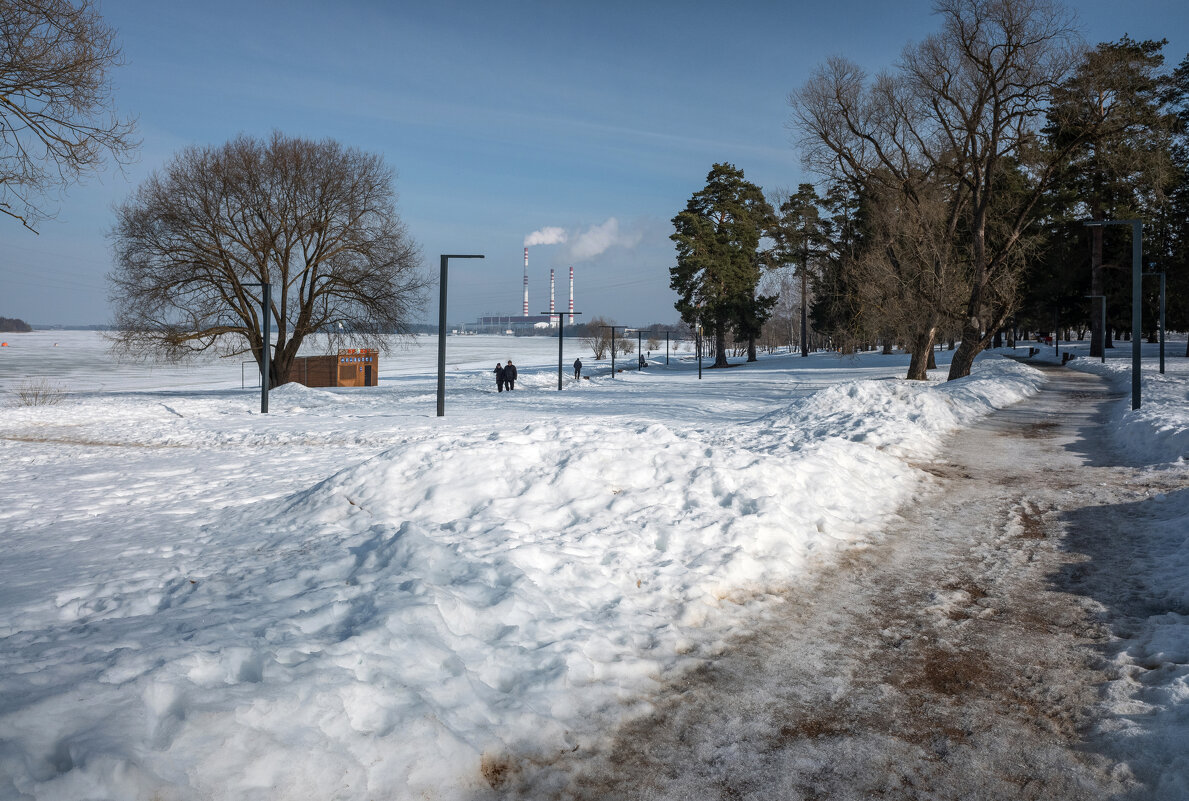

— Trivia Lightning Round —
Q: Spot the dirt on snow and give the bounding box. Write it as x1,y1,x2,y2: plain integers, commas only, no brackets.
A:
496,365,1180,800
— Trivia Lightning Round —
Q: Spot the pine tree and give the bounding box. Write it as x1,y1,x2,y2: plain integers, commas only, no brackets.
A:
769,184,831,356
670,164,775,368
1045,37,1178,355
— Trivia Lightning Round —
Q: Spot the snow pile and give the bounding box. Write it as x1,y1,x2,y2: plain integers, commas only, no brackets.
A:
0,338,1047,800
1042,341,1189,795
1095,487,1189,798
1081,362,1189,464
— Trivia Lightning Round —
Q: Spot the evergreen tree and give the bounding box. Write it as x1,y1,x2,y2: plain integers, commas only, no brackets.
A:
670,164,774,368
769,184,831,356
810,183,868,351
1156,53,1189,355
1044,36,1177,355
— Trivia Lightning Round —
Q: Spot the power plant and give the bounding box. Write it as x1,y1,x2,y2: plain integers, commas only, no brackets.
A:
470,248,576,333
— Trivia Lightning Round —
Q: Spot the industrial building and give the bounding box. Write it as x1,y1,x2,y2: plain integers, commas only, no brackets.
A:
464,250,576,333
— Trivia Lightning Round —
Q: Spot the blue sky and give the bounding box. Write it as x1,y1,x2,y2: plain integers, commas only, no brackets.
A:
3,0,1187,327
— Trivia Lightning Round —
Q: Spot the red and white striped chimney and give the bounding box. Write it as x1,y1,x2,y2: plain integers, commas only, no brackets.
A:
522,248,529,317
568,266,574,324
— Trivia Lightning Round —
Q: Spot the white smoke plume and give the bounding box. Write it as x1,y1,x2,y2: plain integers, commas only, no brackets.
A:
569,218,642,262
524,227,567,247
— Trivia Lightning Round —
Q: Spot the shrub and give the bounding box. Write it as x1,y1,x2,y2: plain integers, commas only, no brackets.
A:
12,379,66,407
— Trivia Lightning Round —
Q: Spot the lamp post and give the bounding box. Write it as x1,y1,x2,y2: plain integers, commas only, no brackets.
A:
542,310,581,389
242,281,271,414
437,254,485,416
1083,219,1143,409
1143,266,1166,375
599,325,623,378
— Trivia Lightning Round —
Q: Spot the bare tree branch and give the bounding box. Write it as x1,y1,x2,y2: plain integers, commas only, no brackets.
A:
0,0,137,231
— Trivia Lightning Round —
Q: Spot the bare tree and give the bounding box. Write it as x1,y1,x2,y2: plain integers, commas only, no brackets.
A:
581,316,614,359
0,0,137,231
854,175,971,379
108,132,427,388
791,0,1086,379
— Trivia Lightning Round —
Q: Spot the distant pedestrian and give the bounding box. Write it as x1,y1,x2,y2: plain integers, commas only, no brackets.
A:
573,357,582,379
504,359,518,390
494,362,505,392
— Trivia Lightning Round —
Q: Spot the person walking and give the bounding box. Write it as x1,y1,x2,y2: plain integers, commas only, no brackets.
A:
494,362,505,392
573,357,582,379
504,359,518,390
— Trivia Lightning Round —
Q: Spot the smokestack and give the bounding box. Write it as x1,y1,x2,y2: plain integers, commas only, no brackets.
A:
550,268,556,325
523,248,529,317
568,266,574,324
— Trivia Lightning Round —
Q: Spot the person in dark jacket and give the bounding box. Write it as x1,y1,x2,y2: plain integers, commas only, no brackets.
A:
504,359,518,390
494,362,505,392
573,357,582,379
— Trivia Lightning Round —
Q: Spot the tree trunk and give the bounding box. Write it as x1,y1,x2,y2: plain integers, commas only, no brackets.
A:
948,326,981,379
747,334,758,362
714,322,729,368
800,292,809,358
906,326,937,381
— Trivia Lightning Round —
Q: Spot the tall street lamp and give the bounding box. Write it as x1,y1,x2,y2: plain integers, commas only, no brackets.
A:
599,325,624,377
243,281,272,414
1083,219,1143,409
542,310,581,390
437,254,484,416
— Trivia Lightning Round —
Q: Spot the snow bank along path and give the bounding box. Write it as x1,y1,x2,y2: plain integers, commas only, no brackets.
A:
0,341,1067,800
508,364,1189,799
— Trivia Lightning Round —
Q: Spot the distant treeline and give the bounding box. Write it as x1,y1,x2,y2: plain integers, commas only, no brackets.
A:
0,317,32,332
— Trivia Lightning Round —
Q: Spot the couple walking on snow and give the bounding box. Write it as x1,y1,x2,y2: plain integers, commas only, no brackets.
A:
494,360,517,392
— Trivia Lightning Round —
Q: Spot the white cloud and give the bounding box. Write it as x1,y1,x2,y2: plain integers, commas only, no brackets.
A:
568,218,643,262
524,227,568,247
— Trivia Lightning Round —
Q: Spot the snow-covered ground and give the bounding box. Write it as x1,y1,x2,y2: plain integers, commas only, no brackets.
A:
1016,338,1189,797
0,332,1184,800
